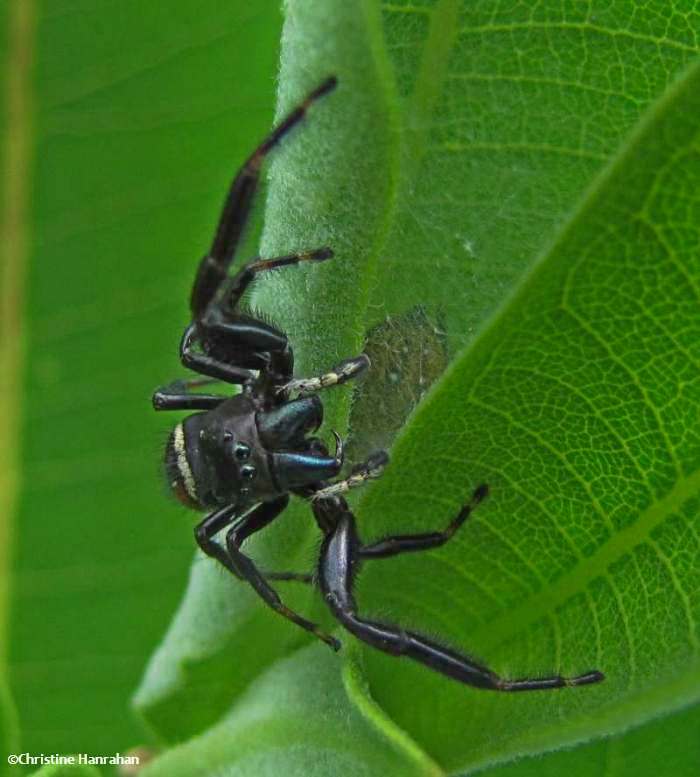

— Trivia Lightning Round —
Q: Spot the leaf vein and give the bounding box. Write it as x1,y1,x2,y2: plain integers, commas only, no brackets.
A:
558,304,683,479
468,395,615,536
447,71,641,107
459,21,698,55
438,141,608,162
646,537,699,652
471,467,700,654
505,364,656,497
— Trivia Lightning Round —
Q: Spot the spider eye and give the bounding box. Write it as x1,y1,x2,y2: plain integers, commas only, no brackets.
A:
234,442,251,460
240,464,257,480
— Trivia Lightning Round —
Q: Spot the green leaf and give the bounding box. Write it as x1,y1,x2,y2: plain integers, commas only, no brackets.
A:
478,701,700,777
139,2,700,770
140,642,439,777
4,0,282,758
134,0,402,739
0,676,20,777
358,50,700,775
27,766,101,777
0,0,28,767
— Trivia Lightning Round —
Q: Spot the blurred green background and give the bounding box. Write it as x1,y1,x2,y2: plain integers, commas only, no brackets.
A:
2,0,283,763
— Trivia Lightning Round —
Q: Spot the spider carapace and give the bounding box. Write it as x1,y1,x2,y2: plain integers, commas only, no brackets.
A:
153,75,604,692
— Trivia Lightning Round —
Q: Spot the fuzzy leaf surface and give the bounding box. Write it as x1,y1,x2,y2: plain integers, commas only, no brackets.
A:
137,1,700,772
477,701,700,777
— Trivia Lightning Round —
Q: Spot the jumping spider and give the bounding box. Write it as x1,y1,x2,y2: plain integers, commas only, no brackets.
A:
153,76,604,692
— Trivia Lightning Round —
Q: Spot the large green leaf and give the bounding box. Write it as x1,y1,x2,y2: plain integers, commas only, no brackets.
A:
1,0,26,769
136,0,700,773
140,642,439,777
3,0,282,759
359,53,700,771
480,701,700,777
28,766,101,777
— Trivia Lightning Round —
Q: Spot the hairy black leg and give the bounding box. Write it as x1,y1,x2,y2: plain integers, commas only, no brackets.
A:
184,249,333,390
191,76,337,319
311,450,388,501
319,508,604,691
201,313,289,353
217,247,333,317
194,503,242,579
199,248,335,388
262,571,314,584
179,323,257,384
338,614,604,691
359,483,489,559
194,503,313,584
281,354,370,396
153,376,229,411
225,498,341,651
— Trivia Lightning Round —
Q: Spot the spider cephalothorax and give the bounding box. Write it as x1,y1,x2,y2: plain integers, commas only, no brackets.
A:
164,393,343,510
153,76,604,691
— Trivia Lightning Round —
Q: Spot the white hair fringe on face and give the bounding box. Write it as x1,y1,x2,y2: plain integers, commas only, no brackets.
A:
173,422,198,502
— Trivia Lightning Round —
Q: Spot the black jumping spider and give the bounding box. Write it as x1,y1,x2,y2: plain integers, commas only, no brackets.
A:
153,76,604,692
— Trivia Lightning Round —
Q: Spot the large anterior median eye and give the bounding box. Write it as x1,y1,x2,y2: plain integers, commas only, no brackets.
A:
240,464,257,480
234,442,251,460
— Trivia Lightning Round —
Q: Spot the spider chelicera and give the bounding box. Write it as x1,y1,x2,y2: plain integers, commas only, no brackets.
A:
153,76,604,692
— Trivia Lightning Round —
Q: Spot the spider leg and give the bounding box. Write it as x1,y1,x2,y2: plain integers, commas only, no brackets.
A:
280,354,371,397
359,483,489,559
317,503,604,691
262,571,314,584
215,247,333,318
187,248,335,389
224,498,341,651
185,76,337,394
194,503,242,579
179,323,258,384
153,376,229,411
311,450,388,501
194,506,313,584
191,77,337,319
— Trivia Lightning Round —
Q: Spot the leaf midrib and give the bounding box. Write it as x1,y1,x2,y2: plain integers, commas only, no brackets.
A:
403,0,460,173
342,646,445,777
458,20,698,54
376,55,700,657
347,0,402,364
458,666,700,775
473,459,700,655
